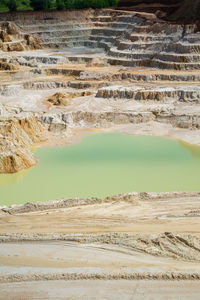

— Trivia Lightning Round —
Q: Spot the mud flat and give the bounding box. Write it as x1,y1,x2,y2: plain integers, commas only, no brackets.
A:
1,280,200,300
1,193,200,298
1,191,200,234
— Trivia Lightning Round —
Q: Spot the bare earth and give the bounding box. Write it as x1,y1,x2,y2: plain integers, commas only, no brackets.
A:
1,192,200,236
1,280,200,300
1,7,200,299
1,192,200,299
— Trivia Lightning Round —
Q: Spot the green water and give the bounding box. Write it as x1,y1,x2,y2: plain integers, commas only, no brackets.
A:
0,133,200,206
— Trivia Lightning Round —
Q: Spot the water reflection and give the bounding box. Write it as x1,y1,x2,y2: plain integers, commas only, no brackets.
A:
178,140,200,161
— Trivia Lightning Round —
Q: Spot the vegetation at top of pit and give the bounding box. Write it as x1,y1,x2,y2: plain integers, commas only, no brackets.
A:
0,0,119,12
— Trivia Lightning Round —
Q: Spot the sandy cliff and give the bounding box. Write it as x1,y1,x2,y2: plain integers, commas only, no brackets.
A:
0,115,46,173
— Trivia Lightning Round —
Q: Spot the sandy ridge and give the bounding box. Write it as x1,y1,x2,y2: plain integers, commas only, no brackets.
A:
1,191,200,214
1,272,200,283
1,232,200,262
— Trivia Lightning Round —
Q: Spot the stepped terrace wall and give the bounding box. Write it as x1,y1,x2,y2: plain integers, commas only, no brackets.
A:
0,9,98,23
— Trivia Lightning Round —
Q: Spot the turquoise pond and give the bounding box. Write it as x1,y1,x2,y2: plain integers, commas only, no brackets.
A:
0,133,200,206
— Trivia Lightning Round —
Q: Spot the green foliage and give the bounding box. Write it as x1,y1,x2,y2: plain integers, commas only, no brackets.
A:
0,2,9,12
17,0,33,11
108,0,119,7
0,0,119,11
1,0,9,6
49,0,57,9
8,0,17,11
30,0,50,10
56,0,65,10
90,0,110,9
68,0,117,9
73,0,88,9
0,0,33,11
64,0,72,9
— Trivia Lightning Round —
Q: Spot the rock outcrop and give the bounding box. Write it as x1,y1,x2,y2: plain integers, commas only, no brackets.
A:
117,0,200,22
118,0,182,15
96,85,200,103
0,115,46,173
46,91,93,107
0,59,18,70
169,0,200,22
46,92,72,107
0,21,42,52
0,8,200,171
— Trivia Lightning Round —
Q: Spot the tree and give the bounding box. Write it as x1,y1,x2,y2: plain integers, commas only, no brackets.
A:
108,0,119,7
30,0,119,11
56,0,65,10
8,0,17,11
90,0,110,8
30,0,50,10
68,0,111,9
65,0,73,9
